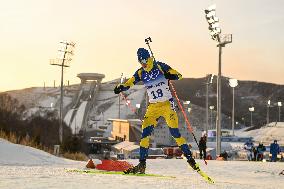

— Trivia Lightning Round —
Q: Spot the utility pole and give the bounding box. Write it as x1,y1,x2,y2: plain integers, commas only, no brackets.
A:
50,40,75,144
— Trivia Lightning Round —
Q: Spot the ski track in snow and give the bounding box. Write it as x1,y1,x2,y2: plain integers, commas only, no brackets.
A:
1,139,284,189
1,159,283,189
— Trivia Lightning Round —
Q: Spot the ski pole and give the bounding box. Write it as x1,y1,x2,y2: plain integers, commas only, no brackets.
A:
169,81,208,165
144,37,208,165
145,37,155,61
118,73,141,118
120,92,139,117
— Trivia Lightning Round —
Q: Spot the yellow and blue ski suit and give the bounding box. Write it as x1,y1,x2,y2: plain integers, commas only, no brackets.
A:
118,57,192,162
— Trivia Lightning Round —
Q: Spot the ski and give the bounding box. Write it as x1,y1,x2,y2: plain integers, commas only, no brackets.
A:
66,169,176,179
189,165,215,184
196,168,215,184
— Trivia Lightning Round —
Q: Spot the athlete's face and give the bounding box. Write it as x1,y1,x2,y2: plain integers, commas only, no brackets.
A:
139,57,153,71
140,63,147,69
139,59,147,69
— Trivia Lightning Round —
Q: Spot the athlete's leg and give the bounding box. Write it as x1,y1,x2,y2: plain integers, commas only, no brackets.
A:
124,103,160,174
162,101,192,159
139,103,159,162
163,101,199,170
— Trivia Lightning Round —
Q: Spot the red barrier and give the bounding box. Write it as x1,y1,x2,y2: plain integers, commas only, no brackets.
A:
95,160,133,171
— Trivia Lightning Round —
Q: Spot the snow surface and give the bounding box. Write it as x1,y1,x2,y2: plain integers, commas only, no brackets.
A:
63,101,88,135
38,96,56,108
69,101,88,134
0,139,78,166
64,109,74,127
1,138,284,189
236,122,284,145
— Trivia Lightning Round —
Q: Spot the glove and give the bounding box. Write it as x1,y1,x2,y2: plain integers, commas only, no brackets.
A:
114,84,123,94
164,72,177,80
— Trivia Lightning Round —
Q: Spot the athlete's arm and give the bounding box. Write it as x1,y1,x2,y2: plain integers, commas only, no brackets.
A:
158,62,182,80
114,69,142,94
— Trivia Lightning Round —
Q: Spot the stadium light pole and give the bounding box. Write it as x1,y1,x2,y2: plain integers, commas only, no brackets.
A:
183,101,191,129
267,100,271,125
204,4,232,155
209,105,215,130
242,117,245,126
50,40,75,144
205,74,214,135
187,102,192,114
229,78,238,135
118,73,124,119
278,102,282,122
136,103,141,119
249,107,255,127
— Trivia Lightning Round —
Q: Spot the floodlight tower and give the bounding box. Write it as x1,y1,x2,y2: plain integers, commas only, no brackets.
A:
50,40,75,144
204,4,232,155
229,78,238,135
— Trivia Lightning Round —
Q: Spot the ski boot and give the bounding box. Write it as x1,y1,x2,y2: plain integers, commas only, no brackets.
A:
123,160,146,174
187,158,200,171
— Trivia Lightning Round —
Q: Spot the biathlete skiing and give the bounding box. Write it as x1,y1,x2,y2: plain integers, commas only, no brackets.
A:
113,47,200,174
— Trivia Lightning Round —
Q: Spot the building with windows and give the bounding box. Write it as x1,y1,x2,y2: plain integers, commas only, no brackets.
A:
109,119,142,142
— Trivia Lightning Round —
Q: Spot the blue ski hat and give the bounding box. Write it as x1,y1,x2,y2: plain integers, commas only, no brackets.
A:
137,48,150,63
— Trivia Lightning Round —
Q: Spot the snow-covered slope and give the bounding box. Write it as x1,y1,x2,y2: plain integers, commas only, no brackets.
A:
0,138,284,189
237,122,284,145
0,138,80,166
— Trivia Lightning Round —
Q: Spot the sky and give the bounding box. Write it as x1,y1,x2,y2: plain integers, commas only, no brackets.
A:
1,0,284,91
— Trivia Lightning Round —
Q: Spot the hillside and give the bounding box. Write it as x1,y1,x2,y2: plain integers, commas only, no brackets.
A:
173,76,284,128
2,76,284,133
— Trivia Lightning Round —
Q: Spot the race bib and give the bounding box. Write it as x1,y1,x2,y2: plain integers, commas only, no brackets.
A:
142,66,173,103
146,79,172,103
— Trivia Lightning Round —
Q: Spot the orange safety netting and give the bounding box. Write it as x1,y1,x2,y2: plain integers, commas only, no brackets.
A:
95,160,133,171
